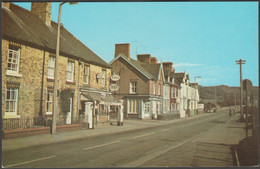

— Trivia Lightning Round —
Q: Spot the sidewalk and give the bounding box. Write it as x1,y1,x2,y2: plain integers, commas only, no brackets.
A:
2,112,213,152
191,112,246,166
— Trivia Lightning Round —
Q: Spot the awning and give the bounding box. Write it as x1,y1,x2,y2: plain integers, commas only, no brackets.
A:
81,92,117,103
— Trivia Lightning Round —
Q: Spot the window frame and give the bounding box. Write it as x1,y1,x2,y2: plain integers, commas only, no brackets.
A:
5,87,19,115
130,81,137,94
100,69,106,87
6,46,21,76
83,65,90,84
128,99,137,114
67,61,75,82
47,56,55,79
46,90,53,115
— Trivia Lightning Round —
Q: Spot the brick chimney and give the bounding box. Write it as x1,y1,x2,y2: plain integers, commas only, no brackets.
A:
31,2,51,25
114,43,130,59
2,2,10,8
150,57,158,64
137,54,151,64
163,62,173,71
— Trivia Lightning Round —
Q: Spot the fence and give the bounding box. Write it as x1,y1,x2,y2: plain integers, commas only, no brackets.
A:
2,114,85,130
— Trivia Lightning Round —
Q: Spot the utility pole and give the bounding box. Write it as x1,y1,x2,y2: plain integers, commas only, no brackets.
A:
236,59,246,120
234,88,236,109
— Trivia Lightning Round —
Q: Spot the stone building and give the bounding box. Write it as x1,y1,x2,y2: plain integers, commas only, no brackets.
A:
2,2,116,129
109,43,165,119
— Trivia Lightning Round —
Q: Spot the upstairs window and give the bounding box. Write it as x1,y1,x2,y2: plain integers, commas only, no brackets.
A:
158,84,161,95
101,69,106,87
67,61,74,82
83,65,90,84
7,45,20,73
47,56,55,79
153,82,155,95
130,81,137,94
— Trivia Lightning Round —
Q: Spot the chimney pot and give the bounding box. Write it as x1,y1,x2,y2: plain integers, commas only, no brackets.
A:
2,2,10,8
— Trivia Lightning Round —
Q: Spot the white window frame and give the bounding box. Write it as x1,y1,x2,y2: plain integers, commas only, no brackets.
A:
46,90,53,115
130,81,137,94
47,56,55,79
67,61,75,82
83,65,90,84
5,87,18,115
101,69,106,87
128,99,137,114
6,46,22,77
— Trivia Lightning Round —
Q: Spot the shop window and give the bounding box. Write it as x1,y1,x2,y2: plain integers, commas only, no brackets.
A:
128,99,137,114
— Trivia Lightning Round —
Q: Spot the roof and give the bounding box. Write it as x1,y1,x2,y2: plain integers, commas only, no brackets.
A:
110,54,163,81
81,92,117,103
2,3,111,68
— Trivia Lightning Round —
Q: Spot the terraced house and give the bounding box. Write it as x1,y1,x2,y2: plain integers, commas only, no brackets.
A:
109,43,165,119
2,2,117,131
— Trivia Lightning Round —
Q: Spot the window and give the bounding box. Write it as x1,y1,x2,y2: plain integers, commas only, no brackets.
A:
130,81,137,94
153,82,155,95
6,87,18,114
144,102,150,112
7,45,20,73
171,87,174,98
83,65,90,84
47,56,55,79
101,69,106,87
67,61,74,82
176,88,179,97
157,101,161,114
128,99,137,114
158,84,161,95
46,91,53,114
171,103,175,111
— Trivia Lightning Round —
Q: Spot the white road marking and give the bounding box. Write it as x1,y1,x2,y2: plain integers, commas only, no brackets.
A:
133,132,154,139
83,141,120,151
4,155,56,168
161,128,170,132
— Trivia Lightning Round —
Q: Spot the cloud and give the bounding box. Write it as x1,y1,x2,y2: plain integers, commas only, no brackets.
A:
174,63,204,67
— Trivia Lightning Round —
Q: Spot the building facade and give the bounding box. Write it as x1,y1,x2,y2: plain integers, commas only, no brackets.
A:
110,44,165,119
2,2,117,130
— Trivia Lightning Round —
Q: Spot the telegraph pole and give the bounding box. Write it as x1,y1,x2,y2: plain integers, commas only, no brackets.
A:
236,59,246,120
215,86,217,112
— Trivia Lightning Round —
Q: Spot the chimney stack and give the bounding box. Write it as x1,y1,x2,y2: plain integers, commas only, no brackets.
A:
150,57,158,64
31,2,51,25
163,62,174,71
114,43,130,59
2,2,10,8
137,54,151,64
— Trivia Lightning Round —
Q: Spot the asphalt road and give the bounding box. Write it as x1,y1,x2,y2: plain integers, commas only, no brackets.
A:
2,111,230,168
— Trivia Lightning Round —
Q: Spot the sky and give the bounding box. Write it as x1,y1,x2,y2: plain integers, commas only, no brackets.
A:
13,1,258,87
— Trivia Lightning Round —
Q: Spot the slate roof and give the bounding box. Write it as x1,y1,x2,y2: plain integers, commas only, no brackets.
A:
2,3,111,68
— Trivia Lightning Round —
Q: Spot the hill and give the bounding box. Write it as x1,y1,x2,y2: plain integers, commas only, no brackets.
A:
198,85,259,107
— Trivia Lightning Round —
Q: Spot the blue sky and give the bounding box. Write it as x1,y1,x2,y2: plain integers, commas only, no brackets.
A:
14,2,258,87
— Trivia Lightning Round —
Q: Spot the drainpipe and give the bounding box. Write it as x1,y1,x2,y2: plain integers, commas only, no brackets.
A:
40,51,46,116
77,60,82,122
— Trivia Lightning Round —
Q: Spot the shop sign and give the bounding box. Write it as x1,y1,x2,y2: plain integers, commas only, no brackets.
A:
111,74,120,81
96,73,105,79
110,84,119,91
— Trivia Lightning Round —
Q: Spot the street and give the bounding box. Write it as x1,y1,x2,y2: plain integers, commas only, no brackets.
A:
3,110,233,167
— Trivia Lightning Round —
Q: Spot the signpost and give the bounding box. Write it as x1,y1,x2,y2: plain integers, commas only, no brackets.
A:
110,84,120,91
111,74,120,81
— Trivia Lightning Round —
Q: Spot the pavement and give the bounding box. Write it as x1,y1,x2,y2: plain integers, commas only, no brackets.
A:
191,111,246,167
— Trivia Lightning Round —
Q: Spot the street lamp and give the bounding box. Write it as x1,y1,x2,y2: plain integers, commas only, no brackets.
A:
52,2,78,135
194,76,201,114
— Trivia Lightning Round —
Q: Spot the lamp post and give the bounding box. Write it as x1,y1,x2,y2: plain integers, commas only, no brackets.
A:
194,76,201,114
52,2,78,135
236,59,246,120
